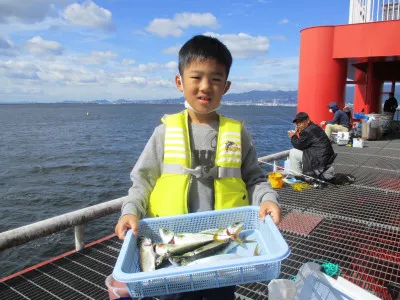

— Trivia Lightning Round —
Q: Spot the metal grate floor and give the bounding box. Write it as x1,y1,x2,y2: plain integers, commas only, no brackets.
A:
1,139,400,299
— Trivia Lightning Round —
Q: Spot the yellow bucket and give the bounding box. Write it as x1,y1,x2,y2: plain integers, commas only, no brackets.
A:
268,172,283,189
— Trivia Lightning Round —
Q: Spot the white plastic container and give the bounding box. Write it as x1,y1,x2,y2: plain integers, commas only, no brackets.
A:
284,158,291,174
335,132,350,146
353,138,364,148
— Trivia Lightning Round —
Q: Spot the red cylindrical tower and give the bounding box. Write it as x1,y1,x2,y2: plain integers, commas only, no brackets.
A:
297,26,347,124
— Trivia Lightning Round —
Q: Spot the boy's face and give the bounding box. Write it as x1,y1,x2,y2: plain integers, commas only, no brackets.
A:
175,58,231,116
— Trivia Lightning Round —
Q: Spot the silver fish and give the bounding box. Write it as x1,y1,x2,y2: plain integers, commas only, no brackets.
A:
155,241,213,257
138,236,156,272
159,229,217,245
159,222,245,245
200,222,244,236
154,241,213,267
187,243,260,266
169,240,232,266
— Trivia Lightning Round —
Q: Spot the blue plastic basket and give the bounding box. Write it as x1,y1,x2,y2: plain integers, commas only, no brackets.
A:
113,206,290,298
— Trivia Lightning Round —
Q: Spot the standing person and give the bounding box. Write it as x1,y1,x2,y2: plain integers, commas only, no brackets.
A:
383,92,398,119
288,112,336,181
320,102,351,138
114,35,281,300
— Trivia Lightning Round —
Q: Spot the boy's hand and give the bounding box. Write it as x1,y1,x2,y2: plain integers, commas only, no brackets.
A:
259,201,281,225
115,214,139,240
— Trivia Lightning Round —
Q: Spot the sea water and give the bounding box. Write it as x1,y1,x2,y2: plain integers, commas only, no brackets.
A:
0,103,296,277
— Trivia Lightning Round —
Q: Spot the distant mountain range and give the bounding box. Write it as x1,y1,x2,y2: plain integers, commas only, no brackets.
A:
5,86,396,105
62,87,362,106
62,90,299,106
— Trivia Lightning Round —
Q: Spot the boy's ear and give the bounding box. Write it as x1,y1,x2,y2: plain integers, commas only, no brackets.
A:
223,81,231,95
175,74,183,92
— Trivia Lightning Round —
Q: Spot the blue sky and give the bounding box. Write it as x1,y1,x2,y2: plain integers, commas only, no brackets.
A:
0,0,350,103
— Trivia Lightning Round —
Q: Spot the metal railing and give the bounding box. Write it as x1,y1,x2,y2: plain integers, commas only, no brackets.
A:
0,197,126,252
0,150,290,253
349,0,400,23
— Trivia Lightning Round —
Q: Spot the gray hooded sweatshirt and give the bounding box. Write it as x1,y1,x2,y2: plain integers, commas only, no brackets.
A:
121,113,279,219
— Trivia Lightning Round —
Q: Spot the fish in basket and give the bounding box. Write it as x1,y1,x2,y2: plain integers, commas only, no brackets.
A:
112,206,290,298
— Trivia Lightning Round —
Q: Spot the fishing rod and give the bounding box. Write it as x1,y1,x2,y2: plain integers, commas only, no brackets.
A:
272,116,294,125
258,160,338,187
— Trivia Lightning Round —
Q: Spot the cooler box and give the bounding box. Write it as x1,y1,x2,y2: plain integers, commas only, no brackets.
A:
112,206,290,298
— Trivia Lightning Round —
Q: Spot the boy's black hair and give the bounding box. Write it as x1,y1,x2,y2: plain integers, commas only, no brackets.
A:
178,35,232,78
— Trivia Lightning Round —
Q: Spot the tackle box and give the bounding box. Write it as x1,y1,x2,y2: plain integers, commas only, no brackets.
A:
113,206,290,297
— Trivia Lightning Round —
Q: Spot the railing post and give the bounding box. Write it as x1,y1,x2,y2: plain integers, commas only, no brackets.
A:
75,225,85,251
273,160,277,172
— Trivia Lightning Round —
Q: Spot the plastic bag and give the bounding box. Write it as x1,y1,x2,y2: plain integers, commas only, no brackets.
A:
268,279,297,300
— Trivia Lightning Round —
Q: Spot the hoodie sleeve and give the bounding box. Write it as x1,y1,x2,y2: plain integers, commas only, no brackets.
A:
241,127,279,206
326,111,341,125
121,124,165,219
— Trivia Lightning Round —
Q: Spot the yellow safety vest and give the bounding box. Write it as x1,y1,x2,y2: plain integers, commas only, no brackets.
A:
148,110,249,217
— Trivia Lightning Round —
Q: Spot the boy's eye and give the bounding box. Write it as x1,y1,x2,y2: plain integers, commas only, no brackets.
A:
190,77,200,80
213,78,222,82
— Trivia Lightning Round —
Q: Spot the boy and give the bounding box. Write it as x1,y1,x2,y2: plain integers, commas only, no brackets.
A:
115,35,281,300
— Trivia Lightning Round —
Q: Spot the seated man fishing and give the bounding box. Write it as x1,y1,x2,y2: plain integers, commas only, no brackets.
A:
288,112,336,182
320,102,351,139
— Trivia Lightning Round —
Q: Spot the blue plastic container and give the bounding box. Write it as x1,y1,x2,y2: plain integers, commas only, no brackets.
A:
113,206,290,298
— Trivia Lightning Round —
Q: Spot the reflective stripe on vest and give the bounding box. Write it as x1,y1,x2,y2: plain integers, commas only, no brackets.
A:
148,110,249,217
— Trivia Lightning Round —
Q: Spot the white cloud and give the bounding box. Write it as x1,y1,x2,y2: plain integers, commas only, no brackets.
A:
279,18,289,24
0,0,58,24
146,19,183,37
135,61,178,73
37,62,100,85
0,56,181,102
121,59,136,66
25,36,63,56
146,13,219,37
257,57,298,70
114,76,146,85
203,32,269,59
63,0,114,31
0,60,40,80
80,51,117,65
114,76,172,88
234,82,274,91
2,86,44,95
163,45,181,55
252,56,299,89
270,35,287,42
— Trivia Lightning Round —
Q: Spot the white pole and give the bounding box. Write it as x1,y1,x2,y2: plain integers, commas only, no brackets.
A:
75,225,85,251
391,0,395,19
349,0,354,23
386,0,390,20
381,0,385,20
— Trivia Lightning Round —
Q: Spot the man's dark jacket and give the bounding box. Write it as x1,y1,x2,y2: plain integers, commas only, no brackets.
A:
291,122,335,174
